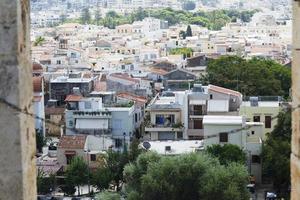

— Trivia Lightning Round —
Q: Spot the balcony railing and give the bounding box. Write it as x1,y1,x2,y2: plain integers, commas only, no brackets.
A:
73,111,111,117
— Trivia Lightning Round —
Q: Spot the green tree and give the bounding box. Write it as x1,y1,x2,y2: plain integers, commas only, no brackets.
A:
65,156,89,196
96,191,120,200
182,1,196,11
106,150,128,191
81,8,91,24
92,167,112,191
37,168,56,194
186,25,192,37
36,129,47,153
262,110,291,197
124,152,249,200
34,36,45,46
170,47,193,59
206,144,246,165
94,11,102,26
204,56,291,98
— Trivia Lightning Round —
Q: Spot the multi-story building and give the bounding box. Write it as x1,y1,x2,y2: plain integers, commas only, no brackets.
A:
65,95,142,151
239,96,283,139
50,73,95,105
145,84,243,140
203,115,263,183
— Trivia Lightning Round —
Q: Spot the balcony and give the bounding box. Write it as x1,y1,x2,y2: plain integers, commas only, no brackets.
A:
73,111,112,119
189,110,206,118
187,129,204,138
145,122,184,132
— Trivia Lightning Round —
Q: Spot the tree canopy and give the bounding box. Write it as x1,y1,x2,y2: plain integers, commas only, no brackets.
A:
206,144,246,165
203,56,291,98
64,156,89,196
64,8,257,30
262,110,291,197
80,8,91,24
124,152,250,200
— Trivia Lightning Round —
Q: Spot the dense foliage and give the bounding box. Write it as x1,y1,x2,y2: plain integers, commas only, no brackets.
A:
124,152,250,200
64,156,89,196
37,169,56,194
204,56,291,98
262,110,291,197
170,47,193,59
206,144,247,165
71,8,257,30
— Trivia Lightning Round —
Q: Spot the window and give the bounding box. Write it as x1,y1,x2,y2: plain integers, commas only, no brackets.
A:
219,132,228,143
253,116,260,122
85,102,92,109
90,154,96,161
135,113,138,123
265,116,272,128
69,120,73,127
251,131,255,135
177,132,183,139
252,155,261,164
115,139,123,148
193,105,203,115
155,115,164,125
56,60,61,65
210,94,213,99
194,119,203,129
66,155,74,165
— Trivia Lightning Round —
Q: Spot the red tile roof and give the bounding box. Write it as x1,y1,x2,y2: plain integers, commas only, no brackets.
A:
208,84,242,97
65,94,82,102
58,135,87,149
117,92,147,105
33,76,43,92
33,62,43,71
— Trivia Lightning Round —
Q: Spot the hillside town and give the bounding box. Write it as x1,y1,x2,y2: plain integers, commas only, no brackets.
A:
27,0,294,199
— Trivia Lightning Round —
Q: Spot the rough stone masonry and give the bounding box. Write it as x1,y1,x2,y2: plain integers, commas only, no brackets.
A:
0,0,36,199
292,0,300,199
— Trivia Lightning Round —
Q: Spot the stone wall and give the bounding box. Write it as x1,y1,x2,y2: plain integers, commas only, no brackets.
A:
0,0,37,199
292,1,300,199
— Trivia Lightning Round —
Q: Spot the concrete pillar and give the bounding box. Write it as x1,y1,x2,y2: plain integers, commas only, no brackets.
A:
292,1,300,199
0,0,37,199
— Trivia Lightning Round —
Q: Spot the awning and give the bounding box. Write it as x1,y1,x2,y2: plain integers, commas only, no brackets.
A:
75,119,109,129
189,100,206,105
64,151,76,155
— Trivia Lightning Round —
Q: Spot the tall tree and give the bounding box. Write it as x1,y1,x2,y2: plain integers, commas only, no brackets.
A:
81,8,91,24
106,150,128,191
94,11,102,26
65,156,89,196
204,56,291,98
186,25,192,37
262,110,291,198
124,152,249,200
37,168,56,195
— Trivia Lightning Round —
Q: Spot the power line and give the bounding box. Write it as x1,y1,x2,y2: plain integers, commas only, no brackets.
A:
0,96,293,141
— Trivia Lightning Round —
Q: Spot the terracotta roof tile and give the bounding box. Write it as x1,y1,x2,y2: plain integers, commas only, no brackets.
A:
117,92,147,104
58,135,86,149
65,94,82,102
208,84,242,97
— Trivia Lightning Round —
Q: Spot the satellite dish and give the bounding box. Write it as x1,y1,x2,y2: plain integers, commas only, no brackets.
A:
142,141,151,150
